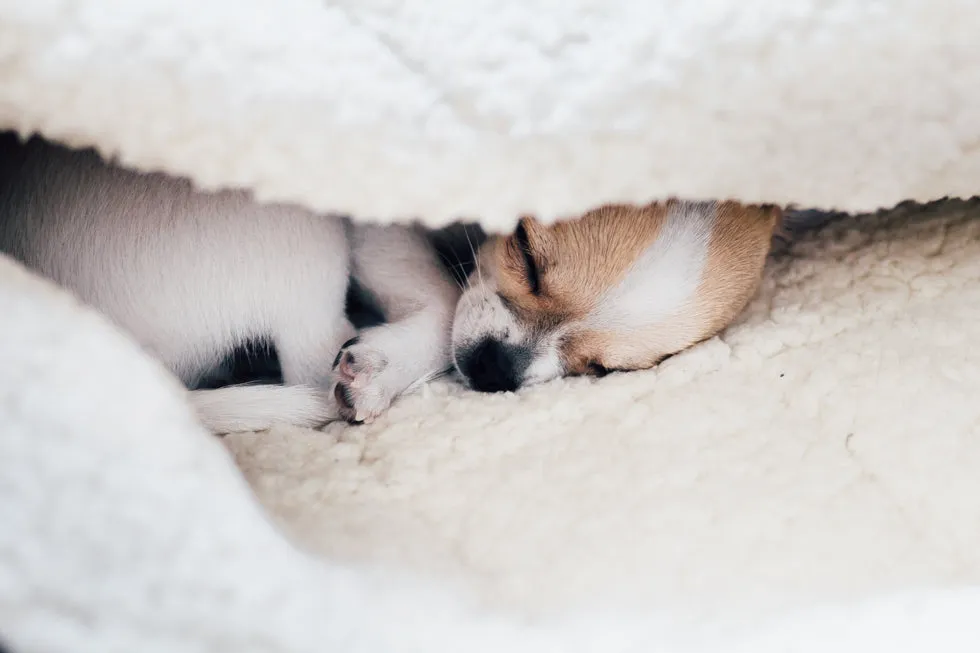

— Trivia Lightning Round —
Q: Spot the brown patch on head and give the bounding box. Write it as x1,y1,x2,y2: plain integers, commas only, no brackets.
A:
472,200,782,384
486,202,672,332
559,330,613,376
697,201,782,335
555,202,782,376
561,328,671,376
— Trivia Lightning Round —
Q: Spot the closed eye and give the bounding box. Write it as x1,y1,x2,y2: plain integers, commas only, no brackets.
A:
587,362,611,377
514,222,541,295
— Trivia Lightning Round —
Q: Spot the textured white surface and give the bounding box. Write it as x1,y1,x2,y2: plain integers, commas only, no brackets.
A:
2,1,980,228
4,0,980,650
226,201,980,622
5,199,980,652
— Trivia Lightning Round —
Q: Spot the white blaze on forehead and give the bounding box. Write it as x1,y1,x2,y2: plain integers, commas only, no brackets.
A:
452,283,526,348
589,201,716,331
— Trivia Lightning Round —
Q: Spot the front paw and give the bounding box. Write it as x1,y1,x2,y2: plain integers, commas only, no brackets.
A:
332,338,394,424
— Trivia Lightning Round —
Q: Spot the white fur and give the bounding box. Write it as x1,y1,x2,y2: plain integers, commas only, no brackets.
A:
336,223,461,422
452,283,524,355
588,201,715,331
6,2,980,648
188,385,335,433
521,335,565,386
0,138,460,431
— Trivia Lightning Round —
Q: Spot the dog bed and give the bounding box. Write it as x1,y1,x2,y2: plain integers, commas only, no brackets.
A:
3,1,980,651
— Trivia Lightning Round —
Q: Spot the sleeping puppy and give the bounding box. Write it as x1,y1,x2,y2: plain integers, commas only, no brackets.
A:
0,135,460,432
451,200,792,391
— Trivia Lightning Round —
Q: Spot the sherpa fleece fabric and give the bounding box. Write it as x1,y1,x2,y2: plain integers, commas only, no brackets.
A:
2,0,980,227
3,1,980,652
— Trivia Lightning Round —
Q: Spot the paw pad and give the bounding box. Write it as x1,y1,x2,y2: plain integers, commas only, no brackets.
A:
331,342,390,423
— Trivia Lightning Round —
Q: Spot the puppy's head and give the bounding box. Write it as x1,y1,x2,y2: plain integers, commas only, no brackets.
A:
451,200,781,392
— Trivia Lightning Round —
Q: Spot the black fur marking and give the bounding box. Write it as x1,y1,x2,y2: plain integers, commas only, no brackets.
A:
341,335,360,350
426,221,488,287
196,338,282,389
346,278,386,329
334,382,354,409
333,383,363,424
334,336,361,369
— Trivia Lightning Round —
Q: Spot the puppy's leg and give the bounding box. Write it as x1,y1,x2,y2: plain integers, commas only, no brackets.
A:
272,217,357,402
277,310,356,388
333,224,460,423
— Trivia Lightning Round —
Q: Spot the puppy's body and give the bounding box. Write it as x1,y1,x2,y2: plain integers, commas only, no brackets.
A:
0,137,459,431
453,200,786,391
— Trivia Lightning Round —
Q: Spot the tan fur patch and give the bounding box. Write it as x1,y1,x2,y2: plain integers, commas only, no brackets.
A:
489,202,672,331
556,202,781,375
697,202,782,335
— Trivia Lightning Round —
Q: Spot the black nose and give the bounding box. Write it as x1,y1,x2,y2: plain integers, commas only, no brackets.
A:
457,338,521,393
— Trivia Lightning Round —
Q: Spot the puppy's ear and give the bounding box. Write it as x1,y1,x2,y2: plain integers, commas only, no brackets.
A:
760,202,783,220
761,203,789,241
516,214,545,235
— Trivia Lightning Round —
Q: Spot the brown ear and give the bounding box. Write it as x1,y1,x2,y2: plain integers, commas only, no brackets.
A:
761,203,788,240
517,214,546,235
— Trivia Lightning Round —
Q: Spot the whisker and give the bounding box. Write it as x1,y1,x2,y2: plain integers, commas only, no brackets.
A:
435,250,466,291
463,224,482,288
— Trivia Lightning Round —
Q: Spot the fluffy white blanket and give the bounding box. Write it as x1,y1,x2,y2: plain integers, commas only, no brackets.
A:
3,1,980,652
3,0,980,227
